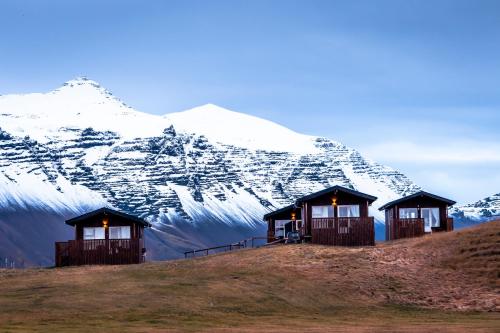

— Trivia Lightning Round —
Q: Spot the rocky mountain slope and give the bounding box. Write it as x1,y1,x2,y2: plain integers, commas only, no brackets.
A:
451,193,500,225
1,78,424,265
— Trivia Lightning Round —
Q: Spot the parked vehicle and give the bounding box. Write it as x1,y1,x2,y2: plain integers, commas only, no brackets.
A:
285,231,301,244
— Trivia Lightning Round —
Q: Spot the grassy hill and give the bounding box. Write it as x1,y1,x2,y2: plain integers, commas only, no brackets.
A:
0,221,499,332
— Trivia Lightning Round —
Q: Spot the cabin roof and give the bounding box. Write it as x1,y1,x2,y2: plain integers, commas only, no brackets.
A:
65,207,151,227
295,185,377,204
262,204,299,220
378,191,456,211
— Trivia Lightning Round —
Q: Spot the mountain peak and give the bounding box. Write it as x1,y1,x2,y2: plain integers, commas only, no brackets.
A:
164,104,319,153
194,103,230,111
62,76,102,89
55,76,109,96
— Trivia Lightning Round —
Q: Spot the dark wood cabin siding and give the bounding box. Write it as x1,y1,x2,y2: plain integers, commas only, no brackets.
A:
302,191,371,236
300,190,374,246
385,196,453,241
267,218,275,242
75,214,142,240
56,211,147,267
266,208,302,242
393,197,450,232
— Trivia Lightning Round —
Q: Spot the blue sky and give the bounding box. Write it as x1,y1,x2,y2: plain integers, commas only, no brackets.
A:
1,0,499,203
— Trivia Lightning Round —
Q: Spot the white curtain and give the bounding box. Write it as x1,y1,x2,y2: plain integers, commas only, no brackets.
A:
338,205,360,217
312,205,334,218
430,208,440,227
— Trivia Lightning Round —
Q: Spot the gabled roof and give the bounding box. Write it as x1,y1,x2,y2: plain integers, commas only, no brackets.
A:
263,204,299,221
295,185,377,204
65,207,151,227
378,191,456,211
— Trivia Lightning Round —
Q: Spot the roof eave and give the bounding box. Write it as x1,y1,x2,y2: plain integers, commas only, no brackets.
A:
295,185,377,204
65,207,151,227
378,191,456,211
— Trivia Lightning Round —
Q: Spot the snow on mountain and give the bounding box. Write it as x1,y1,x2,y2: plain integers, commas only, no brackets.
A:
165,104,320,153
451,193,500,221
0,77,169,142
0,77,424,263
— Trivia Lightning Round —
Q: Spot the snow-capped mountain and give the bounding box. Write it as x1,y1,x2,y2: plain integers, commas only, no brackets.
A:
0,77,422,265
451,193,500,223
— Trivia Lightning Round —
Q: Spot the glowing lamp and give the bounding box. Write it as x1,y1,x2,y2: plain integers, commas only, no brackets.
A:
102,216,109,228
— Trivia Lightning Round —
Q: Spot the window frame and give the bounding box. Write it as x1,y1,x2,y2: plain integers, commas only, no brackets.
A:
109,226,131,240
311,205,334,218
337,204,360,218
399,208,418,219
83,227,105,240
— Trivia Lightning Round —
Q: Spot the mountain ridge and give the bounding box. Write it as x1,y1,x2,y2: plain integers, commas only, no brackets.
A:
0,77,471,265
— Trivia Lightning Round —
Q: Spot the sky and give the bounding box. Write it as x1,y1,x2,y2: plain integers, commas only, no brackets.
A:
0,0,499,203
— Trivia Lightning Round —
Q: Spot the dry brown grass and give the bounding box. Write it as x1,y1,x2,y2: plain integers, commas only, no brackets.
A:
0,221,499,332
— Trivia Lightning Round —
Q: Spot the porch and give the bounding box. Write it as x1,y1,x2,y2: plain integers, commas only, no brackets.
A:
55,239,145,267
311,217,375,246
388,217,454,240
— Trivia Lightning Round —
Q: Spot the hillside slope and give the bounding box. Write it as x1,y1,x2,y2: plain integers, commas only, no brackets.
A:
0,221,498,332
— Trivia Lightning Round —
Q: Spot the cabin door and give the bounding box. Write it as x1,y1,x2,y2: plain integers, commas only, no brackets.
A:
421,208,440,232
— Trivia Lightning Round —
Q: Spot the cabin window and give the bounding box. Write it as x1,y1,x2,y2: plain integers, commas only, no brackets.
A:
338,205,360,217
274,220,289,238
312,205,334,218
109,226,131,239
399,208,418,219
83,227,105,240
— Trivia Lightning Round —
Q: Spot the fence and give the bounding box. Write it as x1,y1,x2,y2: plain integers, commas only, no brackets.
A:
0,257,25,269
184,236,269,258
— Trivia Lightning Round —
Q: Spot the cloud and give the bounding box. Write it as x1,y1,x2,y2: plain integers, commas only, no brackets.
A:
361,140,500,164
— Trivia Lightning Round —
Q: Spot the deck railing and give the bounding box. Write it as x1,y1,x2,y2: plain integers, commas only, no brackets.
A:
392,218,425,240
311,217,375,246
55,239,144,267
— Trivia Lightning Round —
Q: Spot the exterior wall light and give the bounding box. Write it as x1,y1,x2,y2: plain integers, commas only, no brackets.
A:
102,216,109,228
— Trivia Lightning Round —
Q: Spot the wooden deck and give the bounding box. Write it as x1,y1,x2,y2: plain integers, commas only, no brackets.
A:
388,217,454,241
55,239,144,267
311,217,375,246
392,218,425,240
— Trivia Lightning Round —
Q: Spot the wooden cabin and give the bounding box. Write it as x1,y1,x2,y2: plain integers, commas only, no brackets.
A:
379,191,456,241
264,204,302,242
264,185,377,246
55,207,151,267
